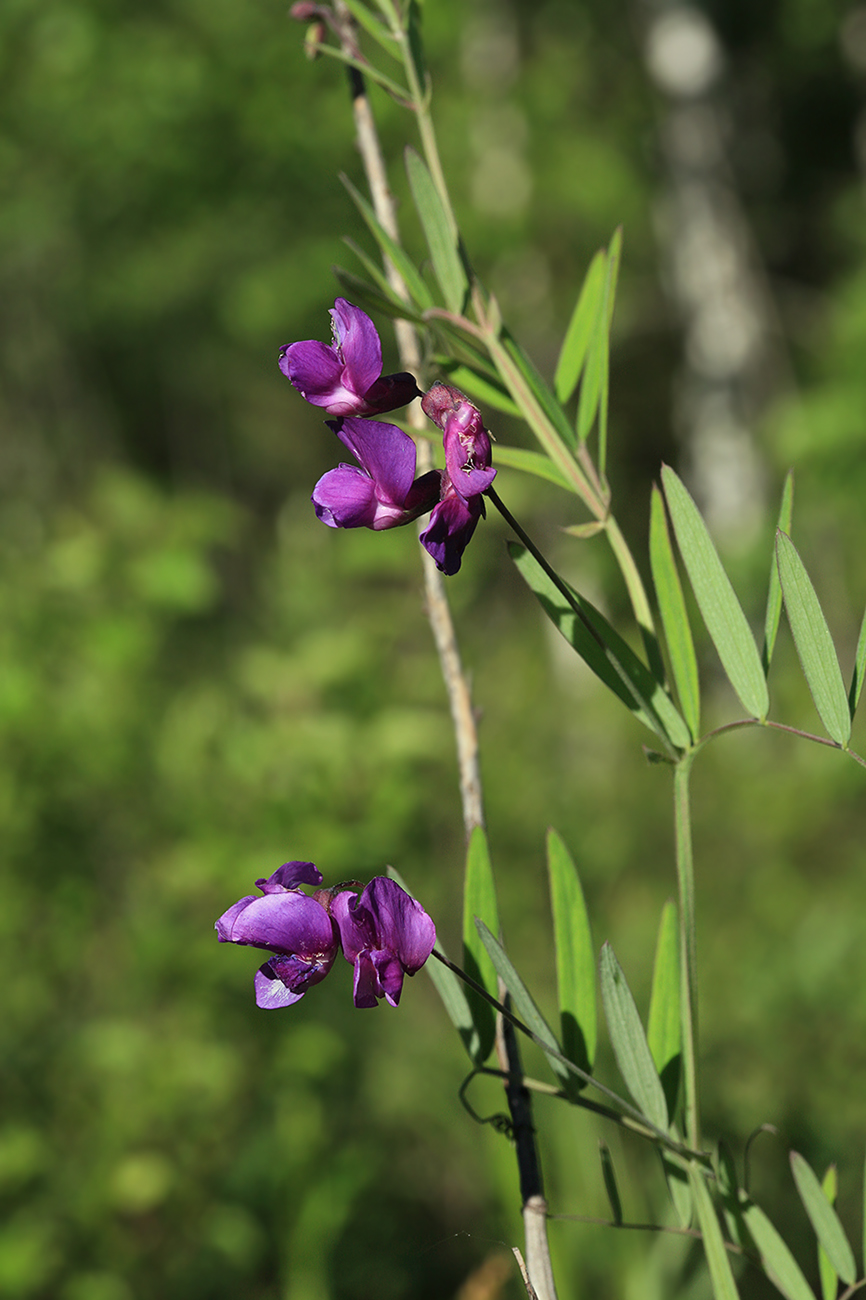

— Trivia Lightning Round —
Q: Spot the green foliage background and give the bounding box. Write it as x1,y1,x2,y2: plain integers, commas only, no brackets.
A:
1,0,865,1297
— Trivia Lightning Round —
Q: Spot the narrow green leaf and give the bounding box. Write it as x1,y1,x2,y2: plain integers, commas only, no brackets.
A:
547,828,596,1087
647,899,681,1121
405,147,467,313
339,0,401,50
818,1166,839,1300
599,1142,623,1225
791,1152,856,1285
499,329,579,450
599,943,668,1131
463,827,499,1064
387,867,475,1059
485,445,572,491
332,267,424,326
314,42,410,101
763,471,794,674
717,1142,748,1249
474,921,572,1091
576,228,621,473
776,533,852,747
433,363,521,417
650,485,700,740
662,466,769,719
554,249,607,405
340,173,433,311
690,1166,741,1300
850,603,866,718
662,1153,693,1228
406,0,427,90
509,542,691,751
740,1198,817,1300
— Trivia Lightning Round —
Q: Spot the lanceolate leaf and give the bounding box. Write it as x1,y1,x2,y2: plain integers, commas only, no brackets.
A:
405,147,467,314
763,471,794,674
776,533,852,747
555,249,607,405
650,485,700,740
790,1151,856,1285
661,466,769,719
647,899,681,1121
599,943,667,1132
332,267,425,326
474,921,573,1092
509,542,690,752
690,1167,741,1300
488,445,573,491
547,828,596,1086
462,827,499,1064
850,603,866,718
818,1166,839,1300
740,1198,817,1300
340,173,433,311
338,0,400,51
599,1142,623,1225
577,227,621,476
387,867,476,1060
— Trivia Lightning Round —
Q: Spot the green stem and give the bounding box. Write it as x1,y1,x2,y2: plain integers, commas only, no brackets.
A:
673,756,700,1151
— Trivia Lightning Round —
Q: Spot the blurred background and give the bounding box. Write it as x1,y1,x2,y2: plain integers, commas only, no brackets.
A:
2,0,866,1296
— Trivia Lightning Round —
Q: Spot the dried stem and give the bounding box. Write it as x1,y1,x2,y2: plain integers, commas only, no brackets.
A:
334,0,483,835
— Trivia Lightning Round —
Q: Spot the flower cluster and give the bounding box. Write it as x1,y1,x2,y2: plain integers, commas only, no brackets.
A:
216,862,436,1010
281,299,496,574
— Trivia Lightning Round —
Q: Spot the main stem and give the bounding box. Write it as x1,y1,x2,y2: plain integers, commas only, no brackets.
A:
673,757,700,1151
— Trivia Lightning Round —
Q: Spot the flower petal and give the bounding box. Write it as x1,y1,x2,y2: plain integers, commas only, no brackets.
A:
223,891,337,956
279,340,347,408
419,490,483,575
254,964,306,1009
312,465,378,529
328,418,417,508
331,888,371,964
215,895,257,942
357,877,436,974
330,298,382,398
256,861,322,893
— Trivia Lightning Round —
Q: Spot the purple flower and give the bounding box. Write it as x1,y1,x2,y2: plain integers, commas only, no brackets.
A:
280,299,420,417
421,382,496,500
313,417,441,531
419,481,484,576
332,877,436,1008
215,862,340,1009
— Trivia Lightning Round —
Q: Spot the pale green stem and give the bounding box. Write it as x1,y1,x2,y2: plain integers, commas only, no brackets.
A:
674,757,700,1151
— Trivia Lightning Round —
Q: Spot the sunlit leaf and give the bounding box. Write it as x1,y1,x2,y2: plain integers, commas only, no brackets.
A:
690,1166,741,1300
849,602,866,718
818,1166,839,1300
790,1151,856,1285
340,173,433,310
647,899,680,1122
462,826,499,1064
577,227,621,475
599,1142,623,1225
599,942,667,1131
776,533,851,747
661,466,768,719
547,828,595,1089
405,147,467,313
334,259,425,326
509,543,690,752
650,485,699,740
740,1198,817,1300
388,867,476,1059
339,0,400,50
474,921,572,1092
487,445,572,490
554,248,606,405
763,471,794,674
